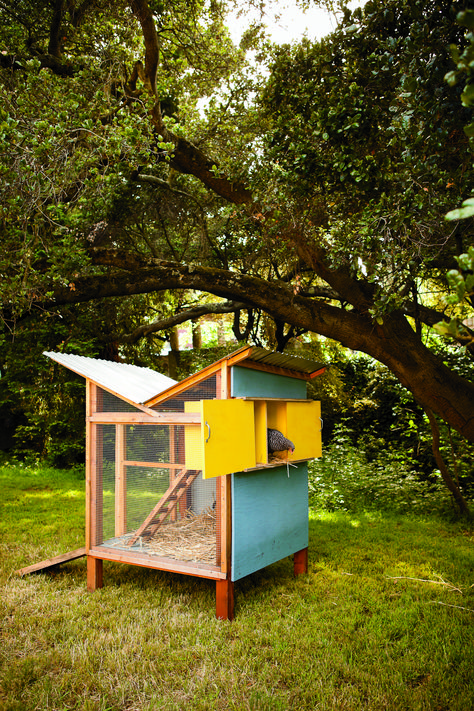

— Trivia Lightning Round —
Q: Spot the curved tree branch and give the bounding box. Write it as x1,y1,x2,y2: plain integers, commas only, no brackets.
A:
33,251,474,442
118,300,248,343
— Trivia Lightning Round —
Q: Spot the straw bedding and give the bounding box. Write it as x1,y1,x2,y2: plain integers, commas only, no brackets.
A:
146,507,217,563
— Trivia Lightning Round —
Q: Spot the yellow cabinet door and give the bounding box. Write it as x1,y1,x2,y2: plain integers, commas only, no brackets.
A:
185,399,256,478
287,400,322,461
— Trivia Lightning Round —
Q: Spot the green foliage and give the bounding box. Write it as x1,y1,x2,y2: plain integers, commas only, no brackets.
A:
445,9,474,220
258,0,474,316
308,430,455,516
433,247,474,345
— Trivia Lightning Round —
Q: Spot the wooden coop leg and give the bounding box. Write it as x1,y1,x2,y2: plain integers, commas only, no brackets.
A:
293,547,308,576
87,556,103,592
216,578,234,621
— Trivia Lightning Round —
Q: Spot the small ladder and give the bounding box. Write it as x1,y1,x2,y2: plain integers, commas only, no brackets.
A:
127,468,200,546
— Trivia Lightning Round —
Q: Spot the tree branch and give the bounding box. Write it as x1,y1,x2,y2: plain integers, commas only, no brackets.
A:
118,300,248,343
31,250,474,443
424,407,470,515
130,0,159,95
48,0,65,57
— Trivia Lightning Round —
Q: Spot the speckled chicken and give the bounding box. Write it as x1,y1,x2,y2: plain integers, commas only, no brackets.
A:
267,428,295,455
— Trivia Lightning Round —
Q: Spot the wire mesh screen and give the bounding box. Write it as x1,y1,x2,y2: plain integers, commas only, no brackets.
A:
94,422,219,566
152,374,217,412
97,388,142,413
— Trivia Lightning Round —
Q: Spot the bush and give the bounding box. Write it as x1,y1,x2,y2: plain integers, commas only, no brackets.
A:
308,429,454,516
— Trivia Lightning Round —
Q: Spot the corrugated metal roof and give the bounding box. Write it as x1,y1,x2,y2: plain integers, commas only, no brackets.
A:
43,352,177,405
244,347,325,375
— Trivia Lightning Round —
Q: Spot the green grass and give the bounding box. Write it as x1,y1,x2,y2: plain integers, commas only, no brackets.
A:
1,462,473,710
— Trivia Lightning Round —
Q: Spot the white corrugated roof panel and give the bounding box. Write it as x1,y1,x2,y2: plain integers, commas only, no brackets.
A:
43,352,177,405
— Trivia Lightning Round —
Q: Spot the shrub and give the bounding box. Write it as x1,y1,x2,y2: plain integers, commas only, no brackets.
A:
308,429,454,516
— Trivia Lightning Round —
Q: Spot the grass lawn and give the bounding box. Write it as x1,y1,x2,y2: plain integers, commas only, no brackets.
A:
0,462,473,710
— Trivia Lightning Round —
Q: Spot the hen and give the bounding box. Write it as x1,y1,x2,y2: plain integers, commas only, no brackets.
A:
267,428,295,455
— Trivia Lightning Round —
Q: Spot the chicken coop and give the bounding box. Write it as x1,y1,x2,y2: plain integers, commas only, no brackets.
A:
19,346,325,619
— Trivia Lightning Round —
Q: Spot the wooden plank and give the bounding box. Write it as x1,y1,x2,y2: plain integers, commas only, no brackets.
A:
216,578,234,621
231,463,309,582
241,397,315,402
88,412,201,424
294,547,308,576
16,548,87,577
121,461,184,469
309,367,327,379
89,547,226,579
233,360,312,381
115,424,127,537
231,366,308,398
85,381,93,552
87,556,103,591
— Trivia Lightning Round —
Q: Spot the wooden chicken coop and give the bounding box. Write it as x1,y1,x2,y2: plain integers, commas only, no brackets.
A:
20,346,325,620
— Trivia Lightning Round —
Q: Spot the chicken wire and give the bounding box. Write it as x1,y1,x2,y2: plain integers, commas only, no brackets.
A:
92,422,219,566
152,374,217,411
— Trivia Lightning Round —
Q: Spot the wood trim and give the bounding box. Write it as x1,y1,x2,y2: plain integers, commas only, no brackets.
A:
16,548,87,577
216,578,235,621
87,556,103,591
120,460,184,469
144,346,252,407
294,547,308,576
234,360,314,380
220,361,229,399
239,397,315,402
88,547,226,580
87,412,201,424
85,381,97,552
115,424,127,537
309,367,327,379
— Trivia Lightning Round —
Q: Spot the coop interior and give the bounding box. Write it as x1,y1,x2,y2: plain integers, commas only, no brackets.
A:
90,377,222,570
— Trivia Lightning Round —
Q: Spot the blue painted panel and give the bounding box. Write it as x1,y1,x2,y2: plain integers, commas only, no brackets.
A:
231,463,308,581
231,366,307,399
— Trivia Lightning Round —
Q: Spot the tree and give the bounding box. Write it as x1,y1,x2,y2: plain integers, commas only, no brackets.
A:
1,0,474,508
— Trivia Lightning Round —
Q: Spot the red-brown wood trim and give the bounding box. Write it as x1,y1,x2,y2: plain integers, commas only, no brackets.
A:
87,556,103,591
309,367,327,379
216,578,235,621
144,346,252,407
294,547,308,576
234,360,317,380
87,412,201,424
88,548,226,579
16,548,87,577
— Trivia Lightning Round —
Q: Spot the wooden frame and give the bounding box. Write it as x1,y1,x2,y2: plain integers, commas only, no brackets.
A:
27,346,324,620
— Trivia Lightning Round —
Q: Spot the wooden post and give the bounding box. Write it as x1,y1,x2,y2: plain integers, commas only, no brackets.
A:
294,547,308,576
87,556,103,591
216,578,234,620
115,424,127,536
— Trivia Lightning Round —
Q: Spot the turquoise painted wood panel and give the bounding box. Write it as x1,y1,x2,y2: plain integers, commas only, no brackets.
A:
231,366,307,399
231,463,309,581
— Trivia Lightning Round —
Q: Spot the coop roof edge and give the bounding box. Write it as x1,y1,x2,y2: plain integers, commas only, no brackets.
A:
43,351,177,406
144,345,326,407
44,347,326,409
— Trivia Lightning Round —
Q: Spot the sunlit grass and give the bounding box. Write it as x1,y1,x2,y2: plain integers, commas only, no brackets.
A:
0,462,473,710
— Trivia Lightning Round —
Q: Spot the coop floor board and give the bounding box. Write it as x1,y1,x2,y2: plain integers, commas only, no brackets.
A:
90,545,226,580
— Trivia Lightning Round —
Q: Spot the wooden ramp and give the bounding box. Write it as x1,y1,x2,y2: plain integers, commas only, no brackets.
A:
127,468,200,546
16,547,87,577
